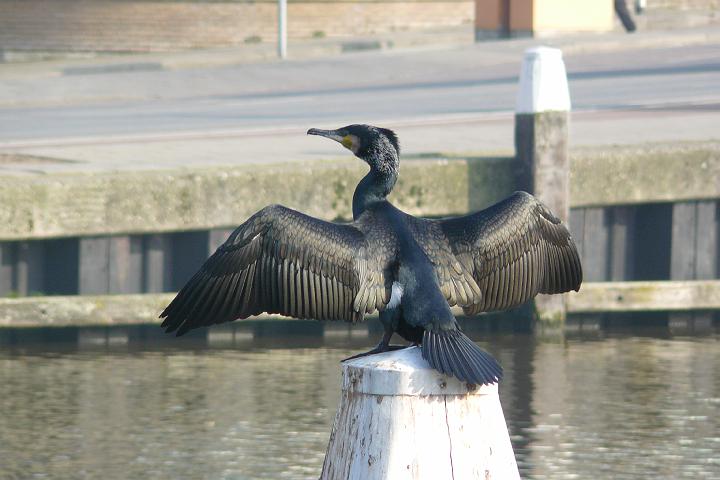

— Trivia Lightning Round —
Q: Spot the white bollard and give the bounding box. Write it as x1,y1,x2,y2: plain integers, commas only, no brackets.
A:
320,347,520,480
516,46,571,115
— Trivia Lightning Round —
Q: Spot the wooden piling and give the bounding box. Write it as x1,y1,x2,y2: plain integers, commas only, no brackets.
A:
580,207,610,282
0,242,15,296
670,200,719,330
143,234,172,293
514,46,571,328
79,236,110,295
16,241,45,296
108,236,143,294
609,206,636,281
320,347,520,480
515,46,571,221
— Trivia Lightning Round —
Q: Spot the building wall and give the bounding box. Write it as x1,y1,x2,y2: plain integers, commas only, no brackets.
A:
475,0,718,37
509,0,533,33
533,0,613,33
0,0,473,53
476,0,613,37
474,0,505,31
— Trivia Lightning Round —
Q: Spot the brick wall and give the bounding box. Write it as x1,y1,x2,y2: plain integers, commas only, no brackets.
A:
0,0,473,53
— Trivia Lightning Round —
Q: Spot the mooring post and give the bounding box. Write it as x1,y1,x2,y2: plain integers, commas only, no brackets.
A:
320,347,520,479
514,46,572,330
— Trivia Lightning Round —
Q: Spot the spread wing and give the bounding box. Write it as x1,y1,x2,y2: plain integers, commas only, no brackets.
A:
160,204,393,335
411,191,582,314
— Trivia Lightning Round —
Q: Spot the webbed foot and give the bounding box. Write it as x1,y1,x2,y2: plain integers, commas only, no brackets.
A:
342,344,408,362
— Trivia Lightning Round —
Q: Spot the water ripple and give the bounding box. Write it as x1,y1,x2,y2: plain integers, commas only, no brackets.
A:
0,334,718,479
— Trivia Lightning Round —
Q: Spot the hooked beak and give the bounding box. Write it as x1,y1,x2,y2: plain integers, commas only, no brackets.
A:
307,128,345,144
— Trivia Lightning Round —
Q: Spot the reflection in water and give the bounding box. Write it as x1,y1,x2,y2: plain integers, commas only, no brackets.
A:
0,333,718,479
522,337,720,479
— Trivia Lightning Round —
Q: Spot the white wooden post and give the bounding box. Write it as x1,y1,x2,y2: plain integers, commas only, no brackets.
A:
320,347,520,479
515,46,572,329
515,46,571,221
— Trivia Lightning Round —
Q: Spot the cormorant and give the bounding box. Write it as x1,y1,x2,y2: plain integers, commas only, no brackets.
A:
160,124,582,385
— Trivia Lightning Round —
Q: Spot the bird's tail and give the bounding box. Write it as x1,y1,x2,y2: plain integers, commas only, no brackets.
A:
421,328,502,386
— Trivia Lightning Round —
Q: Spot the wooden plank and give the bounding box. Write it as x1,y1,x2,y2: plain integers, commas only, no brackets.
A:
0,293,303,328
0,242,15,296
695,200,718,280
569,208,585,262
609,206,636,281
567,280,720,313
515,112,570,222
670,201,697,280
675,200,720,327
109,236,143,294
79,237,109,295
15,241,45,296
143,234,172,293
0,293,175,328
582,207,609,281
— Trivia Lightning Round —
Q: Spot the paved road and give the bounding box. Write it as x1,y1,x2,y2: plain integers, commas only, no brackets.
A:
0,33,718,172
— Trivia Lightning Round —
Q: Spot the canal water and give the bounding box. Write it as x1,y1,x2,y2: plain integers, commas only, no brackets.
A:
0,328,718,479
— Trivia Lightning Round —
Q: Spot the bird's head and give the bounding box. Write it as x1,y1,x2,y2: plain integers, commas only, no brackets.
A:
307,124,400,174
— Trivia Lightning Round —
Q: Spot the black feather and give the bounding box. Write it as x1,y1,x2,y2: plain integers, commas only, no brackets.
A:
421,329,502,386
377,127,400,155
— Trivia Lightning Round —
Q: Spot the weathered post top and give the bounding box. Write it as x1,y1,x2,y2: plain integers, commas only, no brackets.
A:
321,347,520,480
342,345,493,396
516,46,571,114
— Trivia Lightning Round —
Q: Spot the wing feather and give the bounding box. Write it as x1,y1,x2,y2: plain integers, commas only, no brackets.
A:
409,191,582,315
161,204,393,335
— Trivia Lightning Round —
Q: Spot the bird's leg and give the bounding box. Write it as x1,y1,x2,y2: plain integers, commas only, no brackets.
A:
342,329,407,362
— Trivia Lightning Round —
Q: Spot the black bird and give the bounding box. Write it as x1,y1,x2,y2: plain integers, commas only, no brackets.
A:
160,124,582,385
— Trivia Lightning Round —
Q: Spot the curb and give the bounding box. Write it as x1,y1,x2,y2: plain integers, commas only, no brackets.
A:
2,26,719,80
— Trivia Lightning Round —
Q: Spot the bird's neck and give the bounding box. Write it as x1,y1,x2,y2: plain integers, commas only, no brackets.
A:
353,168,398,219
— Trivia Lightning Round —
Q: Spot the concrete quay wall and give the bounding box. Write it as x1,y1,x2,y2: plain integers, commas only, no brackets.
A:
0,156,514,241
0,141,718,328
2,141,718,241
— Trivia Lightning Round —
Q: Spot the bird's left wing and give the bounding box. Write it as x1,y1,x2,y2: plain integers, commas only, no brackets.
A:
161,204,393,336
410,191,582,315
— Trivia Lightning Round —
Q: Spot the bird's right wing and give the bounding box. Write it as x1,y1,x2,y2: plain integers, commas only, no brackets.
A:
161,205,393,336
